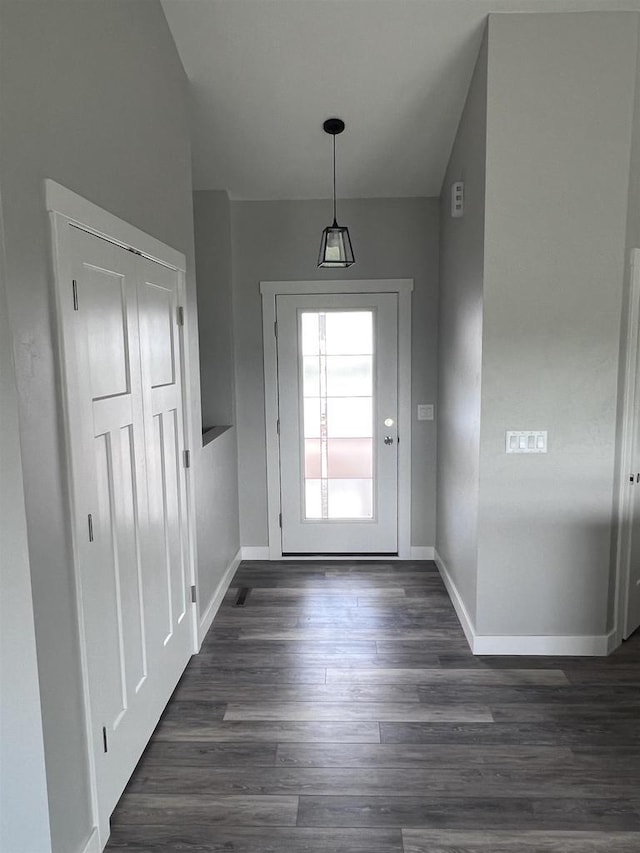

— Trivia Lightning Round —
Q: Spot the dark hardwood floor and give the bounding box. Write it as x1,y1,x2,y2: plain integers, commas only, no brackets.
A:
106,560,640,852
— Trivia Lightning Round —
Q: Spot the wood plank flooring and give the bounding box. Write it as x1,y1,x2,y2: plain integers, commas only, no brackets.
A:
106,560,640,852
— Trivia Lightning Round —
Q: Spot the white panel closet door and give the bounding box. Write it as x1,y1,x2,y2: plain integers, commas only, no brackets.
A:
66,227,191,827
137,257,192,681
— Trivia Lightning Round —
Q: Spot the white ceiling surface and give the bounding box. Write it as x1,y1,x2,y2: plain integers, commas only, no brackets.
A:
162,0,639,200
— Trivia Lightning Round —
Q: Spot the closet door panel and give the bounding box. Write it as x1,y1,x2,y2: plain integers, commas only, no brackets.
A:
111,422,148,695
68,228,152,817
137,259,191,690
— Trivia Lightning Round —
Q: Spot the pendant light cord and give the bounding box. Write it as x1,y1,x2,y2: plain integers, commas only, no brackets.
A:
332,133,337,226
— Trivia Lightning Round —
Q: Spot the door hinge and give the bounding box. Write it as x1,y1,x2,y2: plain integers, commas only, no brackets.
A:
183,449,191,468
177,306,185,326
88,513,94,542
191,584,197,604
276,418,280,436
72,279,79,311
279,512,282,528
274,320,278,338
102,726,108,753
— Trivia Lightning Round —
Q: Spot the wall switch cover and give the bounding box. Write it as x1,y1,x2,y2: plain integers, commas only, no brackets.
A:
417,404,434,421
506,430,547,453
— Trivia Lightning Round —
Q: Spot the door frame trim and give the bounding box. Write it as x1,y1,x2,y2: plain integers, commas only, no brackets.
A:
260,279,413,560
45,180,198,847
614,248,640,645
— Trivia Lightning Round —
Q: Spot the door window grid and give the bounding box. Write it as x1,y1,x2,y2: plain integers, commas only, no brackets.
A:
318,312,329,518
301,310,374,520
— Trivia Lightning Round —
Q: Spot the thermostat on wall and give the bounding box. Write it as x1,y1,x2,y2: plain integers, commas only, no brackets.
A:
506,430,548,453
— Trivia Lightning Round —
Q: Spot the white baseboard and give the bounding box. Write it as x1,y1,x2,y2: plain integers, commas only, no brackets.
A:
473,631,615,656
241,546,270,560
607,630,621,654
198,549,241,646
410,546,435,560
434,548,476,651
79,828,100,853
434,548,613,657
243,546,435,561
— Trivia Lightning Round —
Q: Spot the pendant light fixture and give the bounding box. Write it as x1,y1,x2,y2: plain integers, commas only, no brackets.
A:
318,118,355,268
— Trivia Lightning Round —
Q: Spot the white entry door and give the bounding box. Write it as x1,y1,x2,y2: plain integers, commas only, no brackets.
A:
626,474,640,637
621,250,640,640
277,293,399,554
64,226,192,831
625,259,640,638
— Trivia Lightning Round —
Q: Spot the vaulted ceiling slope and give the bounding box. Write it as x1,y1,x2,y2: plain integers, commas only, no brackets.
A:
162,0,639,200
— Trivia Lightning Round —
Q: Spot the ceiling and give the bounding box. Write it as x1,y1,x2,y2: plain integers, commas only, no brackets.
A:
162,0,639,200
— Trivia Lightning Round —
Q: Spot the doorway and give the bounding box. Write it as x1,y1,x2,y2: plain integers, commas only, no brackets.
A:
616,249,640,641
47,181,196,848
261,280,412,559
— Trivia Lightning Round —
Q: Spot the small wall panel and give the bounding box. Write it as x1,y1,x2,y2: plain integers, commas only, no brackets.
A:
113,424,147,694
84,266,130,400
143,282,175,389
93,431,127,728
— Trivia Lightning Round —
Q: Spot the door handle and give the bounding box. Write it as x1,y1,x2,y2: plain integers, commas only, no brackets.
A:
384,436,394,445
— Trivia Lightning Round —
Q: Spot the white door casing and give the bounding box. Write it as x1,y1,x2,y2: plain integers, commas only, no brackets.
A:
47,181,196,849
277,292,398,554
261,280,413,560
627,465,640,636
616,249,640,641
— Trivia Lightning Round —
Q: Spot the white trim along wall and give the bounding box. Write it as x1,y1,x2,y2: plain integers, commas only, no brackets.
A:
435,549,617,656
198,549,242,645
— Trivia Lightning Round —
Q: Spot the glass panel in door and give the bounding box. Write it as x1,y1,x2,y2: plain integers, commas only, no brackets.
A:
301,310,374,520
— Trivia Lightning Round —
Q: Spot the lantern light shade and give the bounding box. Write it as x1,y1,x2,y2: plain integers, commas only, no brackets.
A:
318,220,355,268
318,117,355,269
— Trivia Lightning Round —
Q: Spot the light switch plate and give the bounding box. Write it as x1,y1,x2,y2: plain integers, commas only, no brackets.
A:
417,404,434,421
506,430,548,453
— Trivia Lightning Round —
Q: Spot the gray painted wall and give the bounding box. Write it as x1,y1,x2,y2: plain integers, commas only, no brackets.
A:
194,190,236,428
196,428,241,613
610,16,640,629
230,197,439,549
193,190,240,616
0,3,198,851
477,11,638,636
0,195,52,853
438,11,639,641
437,34,488,626
626,24,640,265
